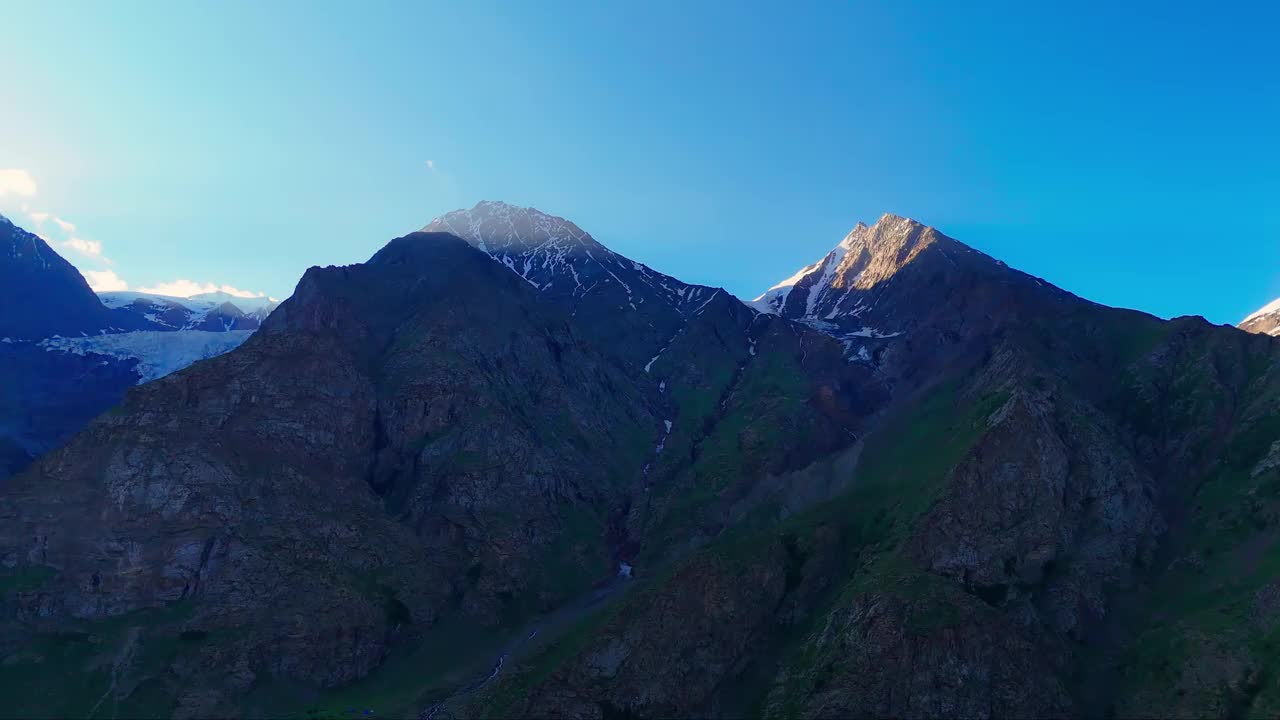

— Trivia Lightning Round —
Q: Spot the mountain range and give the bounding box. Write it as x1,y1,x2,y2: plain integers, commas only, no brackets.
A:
2,202,1280,719
100,290,278,332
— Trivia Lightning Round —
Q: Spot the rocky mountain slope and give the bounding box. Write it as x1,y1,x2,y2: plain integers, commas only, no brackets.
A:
1241,297,1280,336
2,206,1279,719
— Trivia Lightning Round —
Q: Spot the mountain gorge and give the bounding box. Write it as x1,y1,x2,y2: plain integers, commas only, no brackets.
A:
2,203,1279,719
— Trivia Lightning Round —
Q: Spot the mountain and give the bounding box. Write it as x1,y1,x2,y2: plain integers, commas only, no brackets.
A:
3,205,1280,719
0,215,145,478
424,201,732,366
100,291,280,331
0,213,151,340
750,213,1088,394
0,342,140,479
1241,297,1280,336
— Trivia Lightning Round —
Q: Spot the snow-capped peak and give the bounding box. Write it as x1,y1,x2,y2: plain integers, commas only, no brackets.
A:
1243,297,1280,324
420,201,724,320
747,212,974,363
749,216,927,318
1240,296,1280,337
98,290,280,331
423,200,592,256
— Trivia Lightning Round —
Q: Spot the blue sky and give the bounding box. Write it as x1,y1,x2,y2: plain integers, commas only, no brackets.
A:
1,1,1276,322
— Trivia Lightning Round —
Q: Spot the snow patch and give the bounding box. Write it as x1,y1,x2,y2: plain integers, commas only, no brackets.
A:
845,326,902,339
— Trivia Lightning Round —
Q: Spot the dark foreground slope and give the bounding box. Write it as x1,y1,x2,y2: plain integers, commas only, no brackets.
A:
3,209,1279,719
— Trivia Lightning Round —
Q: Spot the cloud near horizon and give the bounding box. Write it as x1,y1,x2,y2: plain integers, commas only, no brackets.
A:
2,169,268,301
135,278,266,299
82,269,128,292
58,237,106,260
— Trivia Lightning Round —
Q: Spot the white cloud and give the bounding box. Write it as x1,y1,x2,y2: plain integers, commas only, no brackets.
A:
136,278,265,299
0,169,37,197
24,211,77,240
59,237,105,259
426,159,435,171
83,269,128,292
2,173,266,302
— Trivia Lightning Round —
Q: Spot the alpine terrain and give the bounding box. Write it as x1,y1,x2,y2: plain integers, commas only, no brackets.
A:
2,202,1279,720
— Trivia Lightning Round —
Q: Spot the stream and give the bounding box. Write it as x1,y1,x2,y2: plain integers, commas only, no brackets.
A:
418,574,633,719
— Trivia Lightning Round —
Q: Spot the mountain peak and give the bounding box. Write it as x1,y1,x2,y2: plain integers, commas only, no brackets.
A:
422,200,591,254
875,211,917,225
1240,297,1280,336
417,201,735,366
0,215,144,339
752,212,945,318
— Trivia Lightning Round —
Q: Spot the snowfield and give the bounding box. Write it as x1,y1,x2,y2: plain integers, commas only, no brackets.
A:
42,330,253,383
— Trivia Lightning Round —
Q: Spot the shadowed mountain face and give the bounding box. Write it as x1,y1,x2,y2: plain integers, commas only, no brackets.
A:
0,214,151,340
3,207,1280,719
0,343,140,478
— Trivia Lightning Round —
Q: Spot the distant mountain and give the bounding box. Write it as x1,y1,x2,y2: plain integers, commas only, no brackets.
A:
1240,297,1280,336
100,290,279,331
